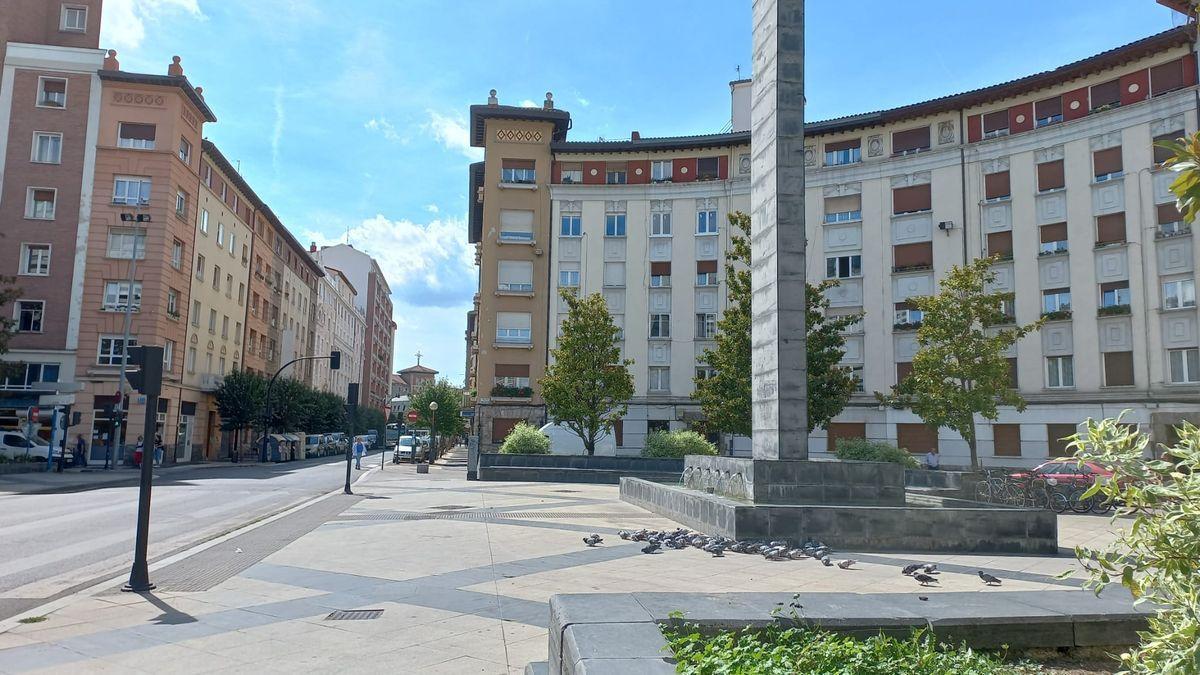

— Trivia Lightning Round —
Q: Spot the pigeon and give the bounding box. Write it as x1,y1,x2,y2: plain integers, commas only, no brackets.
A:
913,573,939,586
918,596,929,602
837,559,857,570
583,534,603,547
788,549,808,560
764,547,789,561
641,542,661,554
978,571,1002,586
922,564,939,575
617,530,631,541
901,563,923,576
703,543,726,557
820,556,834,567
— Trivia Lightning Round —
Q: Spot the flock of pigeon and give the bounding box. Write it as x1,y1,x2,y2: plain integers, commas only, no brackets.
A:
581,528,1005,588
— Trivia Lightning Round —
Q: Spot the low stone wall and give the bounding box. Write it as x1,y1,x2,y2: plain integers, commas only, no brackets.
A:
0,463,48,475
477,453,683,485
682,455,906,505
904,468,966,490
621,477,1057,553
543,590,1153,674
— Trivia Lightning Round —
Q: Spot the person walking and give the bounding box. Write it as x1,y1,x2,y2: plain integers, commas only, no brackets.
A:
153,434,164,466
924,449,940,470
74,434,88,468
134,435,145,468
353,436,365,470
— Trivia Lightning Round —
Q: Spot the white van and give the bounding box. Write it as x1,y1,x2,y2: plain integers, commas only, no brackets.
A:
538,423,617,456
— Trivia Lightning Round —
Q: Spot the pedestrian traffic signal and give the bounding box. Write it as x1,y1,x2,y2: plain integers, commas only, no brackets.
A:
126,346,163,396
330,350,341,371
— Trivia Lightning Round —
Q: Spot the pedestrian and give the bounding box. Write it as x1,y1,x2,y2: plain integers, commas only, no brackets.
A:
74,434,88,468
353,436,365,470
154,434,164,466
134,435,144,468
924,449,940,470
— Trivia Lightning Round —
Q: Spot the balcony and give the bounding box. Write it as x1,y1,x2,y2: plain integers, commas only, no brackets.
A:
892,263,933,274
1156,223,1192,240
1098,304,1132,317
491,384,533,400
1041,309,1072,322
199,373,222,391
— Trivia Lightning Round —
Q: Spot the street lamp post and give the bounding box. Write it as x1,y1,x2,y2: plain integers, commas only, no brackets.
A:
109,206,150,470
429,401,438,463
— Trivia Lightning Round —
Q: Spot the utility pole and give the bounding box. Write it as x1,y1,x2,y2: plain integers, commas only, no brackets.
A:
344,382,359,495
110,205,150,470
123,345,163,593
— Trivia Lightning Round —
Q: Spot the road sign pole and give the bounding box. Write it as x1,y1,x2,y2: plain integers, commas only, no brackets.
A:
124,345,163,593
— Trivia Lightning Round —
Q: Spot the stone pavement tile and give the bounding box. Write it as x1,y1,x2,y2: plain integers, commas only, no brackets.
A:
419,626,513,665
23,655,135,674
96,642,238,673
209,630,319,664
420,654,509,674
176,626,265,653
376,644,477,671
504,633,550,669
0,642,88,672
0,632,37,651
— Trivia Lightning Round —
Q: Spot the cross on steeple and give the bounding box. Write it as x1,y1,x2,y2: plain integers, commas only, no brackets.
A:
415,350,422,366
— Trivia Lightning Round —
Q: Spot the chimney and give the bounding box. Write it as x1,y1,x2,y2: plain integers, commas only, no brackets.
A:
102,49,119,71
543,91,554,110
631,131,640,141
168,55,184,76
194,86,204,99
730,79,752,133
309,241,317,253
487,89,498,106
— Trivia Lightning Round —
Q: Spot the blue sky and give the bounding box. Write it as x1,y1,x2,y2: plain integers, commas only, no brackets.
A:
101,1,1186,385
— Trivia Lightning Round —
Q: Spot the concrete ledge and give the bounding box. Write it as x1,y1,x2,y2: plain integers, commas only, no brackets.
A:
545,590,1153,674
620,477,1058,553
682,455,906,505
904,468,966,490
477,453,683,485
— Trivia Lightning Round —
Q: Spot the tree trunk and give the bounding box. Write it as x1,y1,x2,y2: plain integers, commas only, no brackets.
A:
966,425,979,470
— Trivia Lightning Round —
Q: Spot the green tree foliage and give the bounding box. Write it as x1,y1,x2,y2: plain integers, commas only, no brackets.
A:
641,430,718,458
213,369,265,456
878,257,1042,468
499,422,551,454
540,290,634,455
693,212,860,437
0,275,24,381
409,379,466,438
353,407,386,437
1158,132,1200,223
1066,417,1200,674
833,438,919,468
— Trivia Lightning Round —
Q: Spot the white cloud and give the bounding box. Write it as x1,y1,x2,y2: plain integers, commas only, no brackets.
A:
271,84,285,172
364,116,407,143
100,0,203,51
519,99,539,108
424,204,439,214
424,110,483,161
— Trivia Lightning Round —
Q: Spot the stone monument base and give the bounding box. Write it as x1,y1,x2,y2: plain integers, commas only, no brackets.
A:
681,455,905,505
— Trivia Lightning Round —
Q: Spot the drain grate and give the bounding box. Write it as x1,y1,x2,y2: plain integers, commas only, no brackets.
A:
325,609,384,621
429,504,473,510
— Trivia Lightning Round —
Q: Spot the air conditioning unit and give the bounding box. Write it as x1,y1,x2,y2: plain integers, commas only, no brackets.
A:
894,309,916,325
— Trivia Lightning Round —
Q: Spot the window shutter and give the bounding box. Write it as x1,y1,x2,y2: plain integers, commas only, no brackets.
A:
1047,424,1077,457
499,209,534,234
696,260,718,274
1151,59,1185,95
120,123,156,140
1093,147,1123,177
824,138,859,152
993,424,1022,457
892,184,931,214
825,194,861,214
1157,203,1182,224
891,126,930,153
1104,351,1135,386
825,423,866,452
1007,357,1019,388
896,423,938,453
649,261,671,276
491,418,519,442
1090,79,1120,108
495,364,529,378
896,362,913,383
986,230,1012,257
496,312,531,331
498,260,532,286
1154,132,1183,164
1034,96,1062,119
1040,222,1068,243
893,242,933,268
43,79,66,94
1100,281,1128,293
1096,213,1126,244
982,110,1009,132
501,159,534,169
984,171,1010,200
1037,160,1064,191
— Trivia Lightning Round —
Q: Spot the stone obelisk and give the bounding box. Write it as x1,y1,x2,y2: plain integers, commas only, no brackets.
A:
750,0,807,460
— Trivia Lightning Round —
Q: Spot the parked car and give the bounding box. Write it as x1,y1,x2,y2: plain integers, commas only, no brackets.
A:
538,423,616,456
303,434,323,458
0,431,62,461
326,433,348,454
394,435,425,462
1010,460,1117,487
385,423,400,446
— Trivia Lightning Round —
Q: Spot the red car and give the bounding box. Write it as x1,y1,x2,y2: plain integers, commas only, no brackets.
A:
1010,460,1115,486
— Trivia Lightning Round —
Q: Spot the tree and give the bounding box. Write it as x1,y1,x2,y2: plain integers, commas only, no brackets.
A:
268,377,315,432
214,370,265,458
0,274,24,381
540,290,634,455
409,379,466,439
878,256,1043,469
310,392,347,433
693,211,861,437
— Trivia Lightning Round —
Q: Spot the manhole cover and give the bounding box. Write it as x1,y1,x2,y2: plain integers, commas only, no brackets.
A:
325,609,384,621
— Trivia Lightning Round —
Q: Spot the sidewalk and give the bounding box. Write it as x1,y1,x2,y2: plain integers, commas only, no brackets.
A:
0,460,1121,674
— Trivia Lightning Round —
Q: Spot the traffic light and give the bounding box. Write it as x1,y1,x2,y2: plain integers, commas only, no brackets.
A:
126,346,164,396
330,350,341,371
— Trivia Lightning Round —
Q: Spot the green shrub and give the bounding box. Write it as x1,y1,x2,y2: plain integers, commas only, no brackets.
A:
641,430,718,458
834,438,919,468
499,422,551,455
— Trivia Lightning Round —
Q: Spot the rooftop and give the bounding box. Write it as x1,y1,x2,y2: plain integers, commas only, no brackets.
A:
99,70,217,123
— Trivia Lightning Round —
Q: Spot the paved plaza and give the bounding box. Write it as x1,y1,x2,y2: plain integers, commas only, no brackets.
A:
0,458,1123,674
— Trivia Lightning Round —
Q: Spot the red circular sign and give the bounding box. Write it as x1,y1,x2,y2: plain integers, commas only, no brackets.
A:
406,410,419,422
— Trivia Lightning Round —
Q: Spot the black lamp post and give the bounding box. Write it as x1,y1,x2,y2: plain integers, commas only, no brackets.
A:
429,401,438,463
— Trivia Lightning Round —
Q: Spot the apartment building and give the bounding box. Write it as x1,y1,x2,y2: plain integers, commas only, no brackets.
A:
312,244,396,412
278,233,320,382
311,265,365,398
471,26,1200,464
0,0,104,419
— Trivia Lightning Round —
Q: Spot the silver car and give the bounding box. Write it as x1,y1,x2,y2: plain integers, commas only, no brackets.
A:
394,435,425,462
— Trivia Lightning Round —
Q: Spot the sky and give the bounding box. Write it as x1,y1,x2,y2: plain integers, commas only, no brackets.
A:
99,0,1187,385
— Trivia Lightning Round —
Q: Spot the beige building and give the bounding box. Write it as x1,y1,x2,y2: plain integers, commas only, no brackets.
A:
311,265,364,397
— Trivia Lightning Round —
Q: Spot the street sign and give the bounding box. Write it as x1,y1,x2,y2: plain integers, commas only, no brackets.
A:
406,410,419,422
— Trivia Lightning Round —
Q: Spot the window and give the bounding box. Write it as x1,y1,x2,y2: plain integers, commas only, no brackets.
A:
560,163,582,183
171,239,183,268
558,213,582,237
1151,59,1186,96
696,157,719,180
1168,348,1199,383
175,189,187,217
166,288,179,317
993,424,1022,457
15,300,44,332
649,314,670,338
32,132,62,163
894,301,923,327
222,315,230,339
986,231,1013,258
650,261,671,288
1163,279,1196,310
695,313,716,339
893,184,931,214
648,367,670,392
178,137,191,164
208,309,217,333
216,222,225,246
1096,212,1126,245
982,110,1009,138
61,4,87,30
892,126,930,155
20,244,51,276
1100,281,1130,308
651,211,672,237
234,322,242,343
117,122,156,150
892,240,934,274
195,254,206,281
1,363,60,389
187,347,197,373
1104,351,1135,387
212,265,221,290
199,209,209,235
1156,203,1187,237
825,254,862,279
1090,79,1120,111
1034,96,1063,127
25,188,56,219
605,166,627,184
242,244,249,263
558,268,580,289
1046,355,1075,388
112,176,150,205
191,300,201,326
824,139,860,166
1042,288,1071,314
605,213,627,237
651,160,672,182
238,283,245,304
1093,147,1123,182
495,365,531,390
97,336,137,366
496,312,532,344
984,171,1010,201
225,274,233,297
697,208,719,235
501,159,535,184
1154,131,1185,165
499,209,534,242
1037,160,1065,192
824,195,861,223
696,366,718,381
696,260,719,286
38,77,66,108
102,281,142,311
1039,223,1068,254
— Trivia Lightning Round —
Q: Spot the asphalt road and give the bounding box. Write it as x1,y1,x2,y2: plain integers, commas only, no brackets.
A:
0,454,380,621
